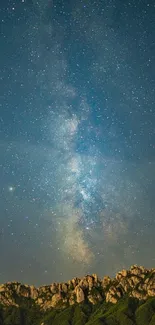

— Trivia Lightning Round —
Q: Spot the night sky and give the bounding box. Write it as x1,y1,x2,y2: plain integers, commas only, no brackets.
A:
0,0,155,286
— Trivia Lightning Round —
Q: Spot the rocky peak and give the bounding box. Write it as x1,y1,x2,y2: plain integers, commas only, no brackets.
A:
0,265,155,310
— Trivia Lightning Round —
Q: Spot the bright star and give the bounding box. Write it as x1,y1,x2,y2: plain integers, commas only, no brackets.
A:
8,186,15,192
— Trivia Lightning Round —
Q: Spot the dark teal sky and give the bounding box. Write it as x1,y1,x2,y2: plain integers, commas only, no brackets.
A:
0,0,155,285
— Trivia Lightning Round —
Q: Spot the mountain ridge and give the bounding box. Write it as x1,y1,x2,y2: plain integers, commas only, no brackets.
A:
0,264,155,310
1,265,155,325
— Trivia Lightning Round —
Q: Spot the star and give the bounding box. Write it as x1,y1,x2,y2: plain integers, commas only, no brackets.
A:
8,186,15,192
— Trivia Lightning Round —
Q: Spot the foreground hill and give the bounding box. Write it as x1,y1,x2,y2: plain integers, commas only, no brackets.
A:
0,264,155,324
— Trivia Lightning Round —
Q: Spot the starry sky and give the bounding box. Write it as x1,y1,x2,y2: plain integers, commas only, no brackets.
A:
0,0,155,286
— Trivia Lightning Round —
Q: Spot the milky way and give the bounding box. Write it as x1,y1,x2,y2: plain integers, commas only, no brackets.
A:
0,0,155,284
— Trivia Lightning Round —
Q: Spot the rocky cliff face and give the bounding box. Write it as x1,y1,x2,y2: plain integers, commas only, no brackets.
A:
0,265,155,310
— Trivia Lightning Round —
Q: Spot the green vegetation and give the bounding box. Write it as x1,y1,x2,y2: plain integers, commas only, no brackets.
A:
1,296,155,325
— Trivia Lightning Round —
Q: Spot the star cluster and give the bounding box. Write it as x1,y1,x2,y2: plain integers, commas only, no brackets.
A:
0,0,155,285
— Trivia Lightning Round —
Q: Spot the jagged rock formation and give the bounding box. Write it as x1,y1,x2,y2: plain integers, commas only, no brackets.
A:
0,265,155,310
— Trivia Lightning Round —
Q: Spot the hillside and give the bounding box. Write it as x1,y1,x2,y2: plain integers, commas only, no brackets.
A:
0,264,155,324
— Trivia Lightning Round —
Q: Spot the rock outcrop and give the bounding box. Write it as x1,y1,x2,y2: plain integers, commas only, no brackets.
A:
0,265,155,310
